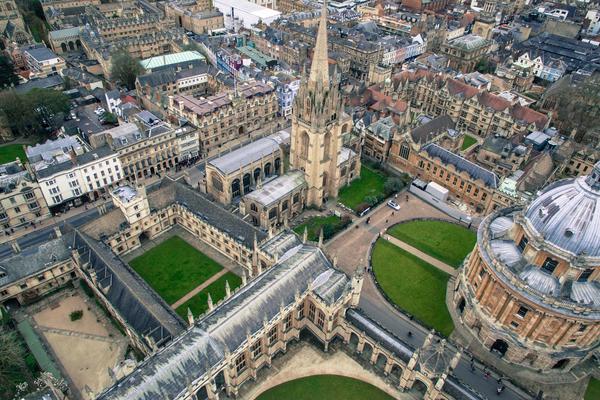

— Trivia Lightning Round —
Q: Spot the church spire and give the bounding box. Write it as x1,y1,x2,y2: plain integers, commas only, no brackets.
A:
308,0,329,86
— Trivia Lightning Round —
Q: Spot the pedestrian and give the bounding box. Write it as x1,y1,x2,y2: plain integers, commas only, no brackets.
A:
385,219,388,223
391,212,394,216
497,378,502,385
496,385,504,395
407,331,412,337
470,362,475,372
485,371,491,380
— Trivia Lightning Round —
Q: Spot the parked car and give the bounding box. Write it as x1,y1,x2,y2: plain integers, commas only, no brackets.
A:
387,200,401,211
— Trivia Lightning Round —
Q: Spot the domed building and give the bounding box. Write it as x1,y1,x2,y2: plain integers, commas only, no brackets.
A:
453,162,600,371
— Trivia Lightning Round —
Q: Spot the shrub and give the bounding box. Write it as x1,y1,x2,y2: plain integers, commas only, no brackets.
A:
322,224,336,240
69,310,84,321
384,177,406,195
364,195,379,207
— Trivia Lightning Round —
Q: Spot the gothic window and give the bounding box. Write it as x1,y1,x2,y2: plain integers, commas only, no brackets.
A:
253,167,261,182
541,257,558,274
235,354,246,373
317,311,325,329
268,208,277,219
267,326,278,345
400,143,410,160
212,176,223,192
323,132,331,161
301,131,310,159
293,193,300,204
297,303,304,319
243,173,251,193
322,172,328,188
282,200,288,211
231,179,241,198
283,313,292,331
250,203,258,212
251,340,262,359
340,167,347,177
264,162,272,177
308,302,316,321
274,158,281,173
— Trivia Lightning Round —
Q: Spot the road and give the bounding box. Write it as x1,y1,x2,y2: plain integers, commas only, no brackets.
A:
326,195,531,400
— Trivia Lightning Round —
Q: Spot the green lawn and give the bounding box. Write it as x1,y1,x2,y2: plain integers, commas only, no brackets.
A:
338,165,386,211
585,378,600,400
0,144,26,164
257,375,394,400
372,240,454,336
175,272,241,319
129,236,224,304
388,220,476,268
461,135,477,151
293,215,349,241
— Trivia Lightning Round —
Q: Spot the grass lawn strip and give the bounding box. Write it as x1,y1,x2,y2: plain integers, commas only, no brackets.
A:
256,375,394,400
176,272,241,319
585,378,600,400
293,215,342,242
372,239,454,336
130,236,224,304
388,220,476,268
461,135,477,151
338,165,386,210
0,144,27,164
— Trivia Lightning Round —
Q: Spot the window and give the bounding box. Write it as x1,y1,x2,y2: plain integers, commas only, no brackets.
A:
510,321,519,328
13,206,21,214
235,354,246,373
293,193,300,204
517,237,528,252
308,302,316,321
399,143,410,160
24,192,34,200
268,326,278,345
541,257,558,274
578,269,593,282
28,202,39,210
578,324,587,332
251,340,262,359
283,313,292,331
0,290,8,297
297,303,304,319
268,208,277,219
250,203,258,212
516,306,528,318
282,201,288,211
20,283,28,289
317,311,325,329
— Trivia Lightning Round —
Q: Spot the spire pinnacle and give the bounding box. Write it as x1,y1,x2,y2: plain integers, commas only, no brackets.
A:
308,0,329,85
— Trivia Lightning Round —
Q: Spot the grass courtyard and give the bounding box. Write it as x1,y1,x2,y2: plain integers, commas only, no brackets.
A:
585,378,600,400
461,134,477,151
0,144,27,164
338,165,386,211
175,272,242,319
129,236,224,305
293,215,350,242
388,220,476,268
256,375,394,400
372,239,454,336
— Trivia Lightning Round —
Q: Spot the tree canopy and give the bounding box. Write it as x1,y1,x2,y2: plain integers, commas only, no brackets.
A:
0,55,19,89
0,88,70,137
110,50,144,90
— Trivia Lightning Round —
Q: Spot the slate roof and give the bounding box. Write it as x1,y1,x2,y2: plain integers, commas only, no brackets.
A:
35,146,116,179
137,64,213,88
209,130,290,175
14,75,64,93
23,45,58,62
0,234,73,287
422,143,499,188
411,115,455,144
244,171,306,207
97,243,351,400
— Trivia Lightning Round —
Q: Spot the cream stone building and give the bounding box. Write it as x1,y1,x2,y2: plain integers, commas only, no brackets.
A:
453,162,600,371
169,81,278,157
165,0,224,34
0,160,50,232
289,2,360,207
205,130,289,205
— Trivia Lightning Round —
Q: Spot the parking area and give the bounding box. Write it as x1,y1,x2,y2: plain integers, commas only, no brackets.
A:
65,104,108,141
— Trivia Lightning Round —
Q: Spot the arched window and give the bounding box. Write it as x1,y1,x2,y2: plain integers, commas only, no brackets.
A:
274,158,281,174
301,131,310,159
253,168,261,182
400,143,410,160
250,203,258,212
322,172,328,188
323,132,331,161
264,162,272,177
243,173,251,193
231,179,241,198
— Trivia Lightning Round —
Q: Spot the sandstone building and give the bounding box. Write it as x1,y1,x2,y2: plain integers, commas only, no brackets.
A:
454,162,600,371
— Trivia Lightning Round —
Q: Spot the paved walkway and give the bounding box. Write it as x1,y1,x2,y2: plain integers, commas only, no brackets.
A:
382,234,458,277
171,269,228,309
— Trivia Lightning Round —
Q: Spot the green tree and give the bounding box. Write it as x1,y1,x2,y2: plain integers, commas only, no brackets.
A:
0,55,19,89
110,50,144,90
364,195,379,207
0,327,31,399
384,177,406,196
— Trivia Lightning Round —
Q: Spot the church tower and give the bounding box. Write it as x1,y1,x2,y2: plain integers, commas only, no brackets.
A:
472,1,497,39
290,0,356,207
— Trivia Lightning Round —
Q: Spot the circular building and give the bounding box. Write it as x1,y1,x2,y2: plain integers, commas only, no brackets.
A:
453,162,600,371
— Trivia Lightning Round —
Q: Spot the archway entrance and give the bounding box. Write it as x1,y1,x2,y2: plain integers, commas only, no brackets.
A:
552,359,569,370
410,380,427,395
348,332,359,352
361,342,373,362
490,339,509,357
457,297,466,314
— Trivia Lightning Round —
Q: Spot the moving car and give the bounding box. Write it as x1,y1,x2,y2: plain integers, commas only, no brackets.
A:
387,200,401,211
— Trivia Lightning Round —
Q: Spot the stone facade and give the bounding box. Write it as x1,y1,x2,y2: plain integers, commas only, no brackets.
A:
453,165,600,371
165,0,224,34
289,3,360,207
168,81,278,157
440,34,492,74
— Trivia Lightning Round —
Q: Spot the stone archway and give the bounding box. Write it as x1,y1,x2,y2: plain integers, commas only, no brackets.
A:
375,353,387,370
552,359,570,370
390,364,402,382
410,379,428,395
68,41,75,51
61,42,67,52
490,339,509,357
361,342,373,361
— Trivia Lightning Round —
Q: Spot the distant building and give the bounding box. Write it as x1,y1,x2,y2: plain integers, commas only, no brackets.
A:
440,34,492,73
21,44,66,78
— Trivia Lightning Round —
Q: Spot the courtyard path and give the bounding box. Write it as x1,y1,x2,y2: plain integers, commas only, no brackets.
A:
171,269,228,309
382,234,458,277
